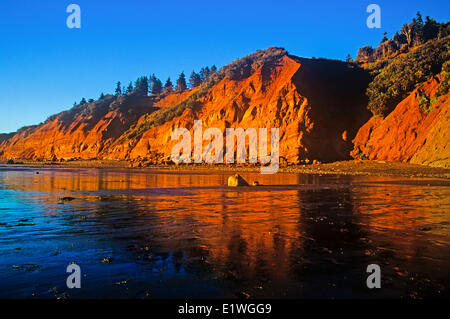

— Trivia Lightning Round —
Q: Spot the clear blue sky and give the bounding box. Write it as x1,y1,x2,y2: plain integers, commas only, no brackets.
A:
0,0,448,133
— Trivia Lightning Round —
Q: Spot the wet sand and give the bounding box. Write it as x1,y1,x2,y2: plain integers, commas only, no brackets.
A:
1,159,449,180
0,165,449,299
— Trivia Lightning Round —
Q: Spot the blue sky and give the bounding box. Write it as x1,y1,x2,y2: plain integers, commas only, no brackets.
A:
0,0,448,133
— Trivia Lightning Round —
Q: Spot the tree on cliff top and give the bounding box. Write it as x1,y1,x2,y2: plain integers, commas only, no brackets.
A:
150,74,162,95
176,72,187,92
126,82,133,94
189,71,202,88
134,76,149,96
162,77,173,94
115,81,122,95
366,37,449,117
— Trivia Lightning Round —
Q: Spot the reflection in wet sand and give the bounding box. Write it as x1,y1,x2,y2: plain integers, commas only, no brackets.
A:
0,166,448,298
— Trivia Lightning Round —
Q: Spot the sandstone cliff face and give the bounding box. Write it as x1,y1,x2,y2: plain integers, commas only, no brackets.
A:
0,94,156,160
351,77,450,168
0,49,371,165
103,55,371,164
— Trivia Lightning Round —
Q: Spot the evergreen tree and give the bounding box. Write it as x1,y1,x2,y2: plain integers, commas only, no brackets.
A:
150,74,162,95
189,71,202,88
164,77,173,93
99,92,105,100
176,72,187,92
345,54,353,63
200,67,211,82
412,12,425,45
126,82,133,94
80,98,87,104
88,98,94,103
210,65,217,74
423,16,439,41
115,81,122,95
134,76,149,96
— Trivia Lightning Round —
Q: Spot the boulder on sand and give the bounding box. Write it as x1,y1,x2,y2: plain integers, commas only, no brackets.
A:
227,174,249,187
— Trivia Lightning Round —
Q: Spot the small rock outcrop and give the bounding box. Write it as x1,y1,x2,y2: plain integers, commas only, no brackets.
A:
227,174,249,187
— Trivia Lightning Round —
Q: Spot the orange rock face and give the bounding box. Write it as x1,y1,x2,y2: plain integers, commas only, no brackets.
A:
0,94,155,161
351,77,450,168
104,55,371,164
0,50,371,165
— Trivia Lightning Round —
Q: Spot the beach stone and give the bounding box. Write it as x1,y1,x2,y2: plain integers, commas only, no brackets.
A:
227,174,249,187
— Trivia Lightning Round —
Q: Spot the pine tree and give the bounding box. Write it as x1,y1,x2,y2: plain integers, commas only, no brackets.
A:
150,74,162,95
134,76,149,96
115,81,122,95
345,54,353,62
99,93,105,100
189,71,202,88
200,67,211,82
164,77,173,93
211,65,217,74
80,98,87,104
176,72,187,92
126,82,133,94
88,98,94,103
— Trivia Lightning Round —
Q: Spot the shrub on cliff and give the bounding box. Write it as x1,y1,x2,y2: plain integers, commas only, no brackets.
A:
366,37,449,117
436,60,450,99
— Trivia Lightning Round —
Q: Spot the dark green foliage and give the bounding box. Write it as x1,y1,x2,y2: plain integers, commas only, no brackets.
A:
436,60,450,99
189,71,202,88
80,98,87,104
115,81,122,95
423,16,440,42
200,67,210,82
176,72,187,92
99,93,105,100
88,98,94,103
163,77,173,94
366,37,449,117
356,13,448,64
150,74,162,95
417,91,433,114
134,76,149,96
126,82,133,94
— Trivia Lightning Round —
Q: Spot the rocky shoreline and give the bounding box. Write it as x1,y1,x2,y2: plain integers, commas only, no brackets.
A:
1,159,449,180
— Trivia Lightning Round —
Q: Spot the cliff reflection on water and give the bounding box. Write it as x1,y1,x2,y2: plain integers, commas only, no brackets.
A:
0,166,449,298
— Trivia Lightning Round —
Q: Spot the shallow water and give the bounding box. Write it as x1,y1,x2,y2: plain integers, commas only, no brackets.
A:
0,165,449,299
